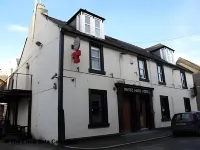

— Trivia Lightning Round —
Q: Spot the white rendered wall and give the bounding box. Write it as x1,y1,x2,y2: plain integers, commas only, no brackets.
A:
63,35,197,139
16,8,59,141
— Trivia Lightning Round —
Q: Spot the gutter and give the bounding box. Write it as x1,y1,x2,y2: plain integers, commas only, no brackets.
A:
58,29,65,144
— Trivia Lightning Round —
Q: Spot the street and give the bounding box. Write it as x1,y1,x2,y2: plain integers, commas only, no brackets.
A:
1,135,200,150
113,135,200,150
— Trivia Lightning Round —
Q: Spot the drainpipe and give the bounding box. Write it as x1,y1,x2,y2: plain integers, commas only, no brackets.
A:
58,29,65,144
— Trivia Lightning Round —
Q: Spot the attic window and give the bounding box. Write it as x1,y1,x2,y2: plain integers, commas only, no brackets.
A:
85,15,91,34
95,19,100,37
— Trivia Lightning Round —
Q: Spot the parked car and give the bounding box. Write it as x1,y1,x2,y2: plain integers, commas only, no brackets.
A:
171,111,200,136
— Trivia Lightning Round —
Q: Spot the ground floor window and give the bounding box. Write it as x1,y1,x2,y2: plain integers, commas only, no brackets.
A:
88,89,110,128
184,98,191,112
160,95,171,122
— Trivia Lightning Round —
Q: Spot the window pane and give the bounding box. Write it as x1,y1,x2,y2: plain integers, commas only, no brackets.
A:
85,15,90,24
92,58,101,70
182,113,191,121
91,94,102,124
139,69,146,79
139,60,144,69
95,20,100,28
160,96,170,120
95,28,100,37
181,73,186,87
85,24,90,33
158,66,161,73
91,48,100,58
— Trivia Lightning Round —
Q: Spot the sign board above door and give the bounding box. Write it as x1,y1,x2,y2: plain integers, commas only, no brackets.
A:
124,87,150,94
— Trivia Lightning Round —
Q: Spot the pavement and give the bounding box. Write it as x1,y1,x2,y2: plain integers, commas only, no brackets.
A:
1,135,200,150
0,129,171,150
64,129,171,149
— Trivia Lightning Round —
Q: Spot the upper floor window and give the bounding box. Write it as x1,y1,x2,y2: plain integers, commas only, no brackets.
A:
157,64,165,84
180,71,187,89
85,15,91,34
95,19,100,37
137,57,149,82
91,46,101,70
89,42,105,75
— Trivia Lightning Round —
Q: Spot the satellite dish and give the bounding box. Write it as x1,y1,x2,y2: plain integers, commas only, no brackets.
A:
73,37,80,50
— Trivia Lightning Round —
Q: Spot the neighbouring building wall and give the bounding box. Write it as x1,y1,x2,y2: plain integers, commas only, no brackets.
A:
62,35,197,139
193,72,200,110
16,6,59,141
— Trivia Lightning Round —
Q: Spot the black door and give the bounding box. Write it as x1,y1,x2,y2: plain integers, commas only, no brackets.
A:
131,94,141,132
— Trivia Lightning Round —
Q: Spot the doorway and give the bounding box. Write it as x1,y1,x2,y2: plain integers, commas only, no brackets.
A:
121,92,153,133
122,94,131,133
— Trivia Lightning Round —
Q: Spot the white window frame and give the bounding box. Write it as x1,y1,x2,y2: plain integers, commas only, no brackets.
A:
85,15,91,34
91,46,101,70
95,19,101,37
138,60,146,79
181,72,186,88
157,65,164,82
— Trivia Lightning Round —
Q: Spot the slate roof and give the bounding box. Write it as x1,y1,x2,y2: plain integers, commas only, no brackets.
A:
146,43,175,52
43,14,192,73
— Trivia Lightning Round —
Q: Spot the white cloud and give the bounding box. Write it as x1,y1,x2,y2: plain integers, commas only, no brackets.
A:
7,25,28,32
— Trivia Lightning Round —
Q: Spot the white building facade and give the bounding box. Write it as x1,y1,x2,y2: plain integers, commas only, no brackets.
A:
7,3,197,142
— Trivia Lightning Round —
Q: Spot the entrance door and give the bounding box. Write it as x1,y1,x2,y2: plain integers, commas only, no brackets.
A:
123,95,131,132
140,99,146,129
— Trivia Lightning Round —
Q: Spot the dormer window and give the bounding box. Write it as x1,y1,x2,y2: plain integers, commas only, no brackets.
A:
85,15,91,34
95,19,100,37
67,9,105,39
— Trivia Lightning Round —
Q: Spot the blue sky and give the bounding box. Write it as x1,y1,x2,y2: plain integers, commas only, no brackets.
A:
0,0,200,68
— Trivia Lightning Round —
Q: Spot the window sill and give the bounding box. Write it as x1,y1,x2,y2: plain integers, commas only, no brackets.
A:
139,78,150,82
89,68,106,75
161,118,171,122
88,123,110,129
158,82,166,85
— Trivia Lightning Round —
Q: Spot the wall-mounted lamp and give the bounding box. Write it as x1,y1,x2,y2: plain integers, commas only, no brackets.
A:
51,73,58,79
35,41,43,47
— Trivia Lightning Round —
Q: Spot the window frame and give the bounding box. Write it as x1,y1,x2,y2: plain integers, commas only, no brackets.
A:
184,97,191,112
137,57,149,82
88,89,110,129
85,15,91,34
180,70,188,89
89,42,106,75
157,63,166,85
95,19,101,37
160,95,171,122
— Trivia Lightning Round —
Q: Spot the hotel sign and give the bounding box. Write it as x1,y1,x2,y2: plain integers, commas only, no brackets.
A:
124,87,150,94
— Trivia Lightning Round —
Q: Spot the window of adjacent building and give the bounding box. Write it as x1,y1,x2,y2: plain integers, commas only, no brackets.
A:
85,15,91,33
157,64,165,84
138,58,149,82
160,96,171,121
88,89,109,128
180,71,187,88
184,98,191,112
89,43,105,75
95,19,100,37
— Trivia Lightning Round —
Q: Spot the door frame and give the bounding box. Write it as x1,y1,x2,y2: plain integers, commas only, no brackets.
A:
115,83,154,133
